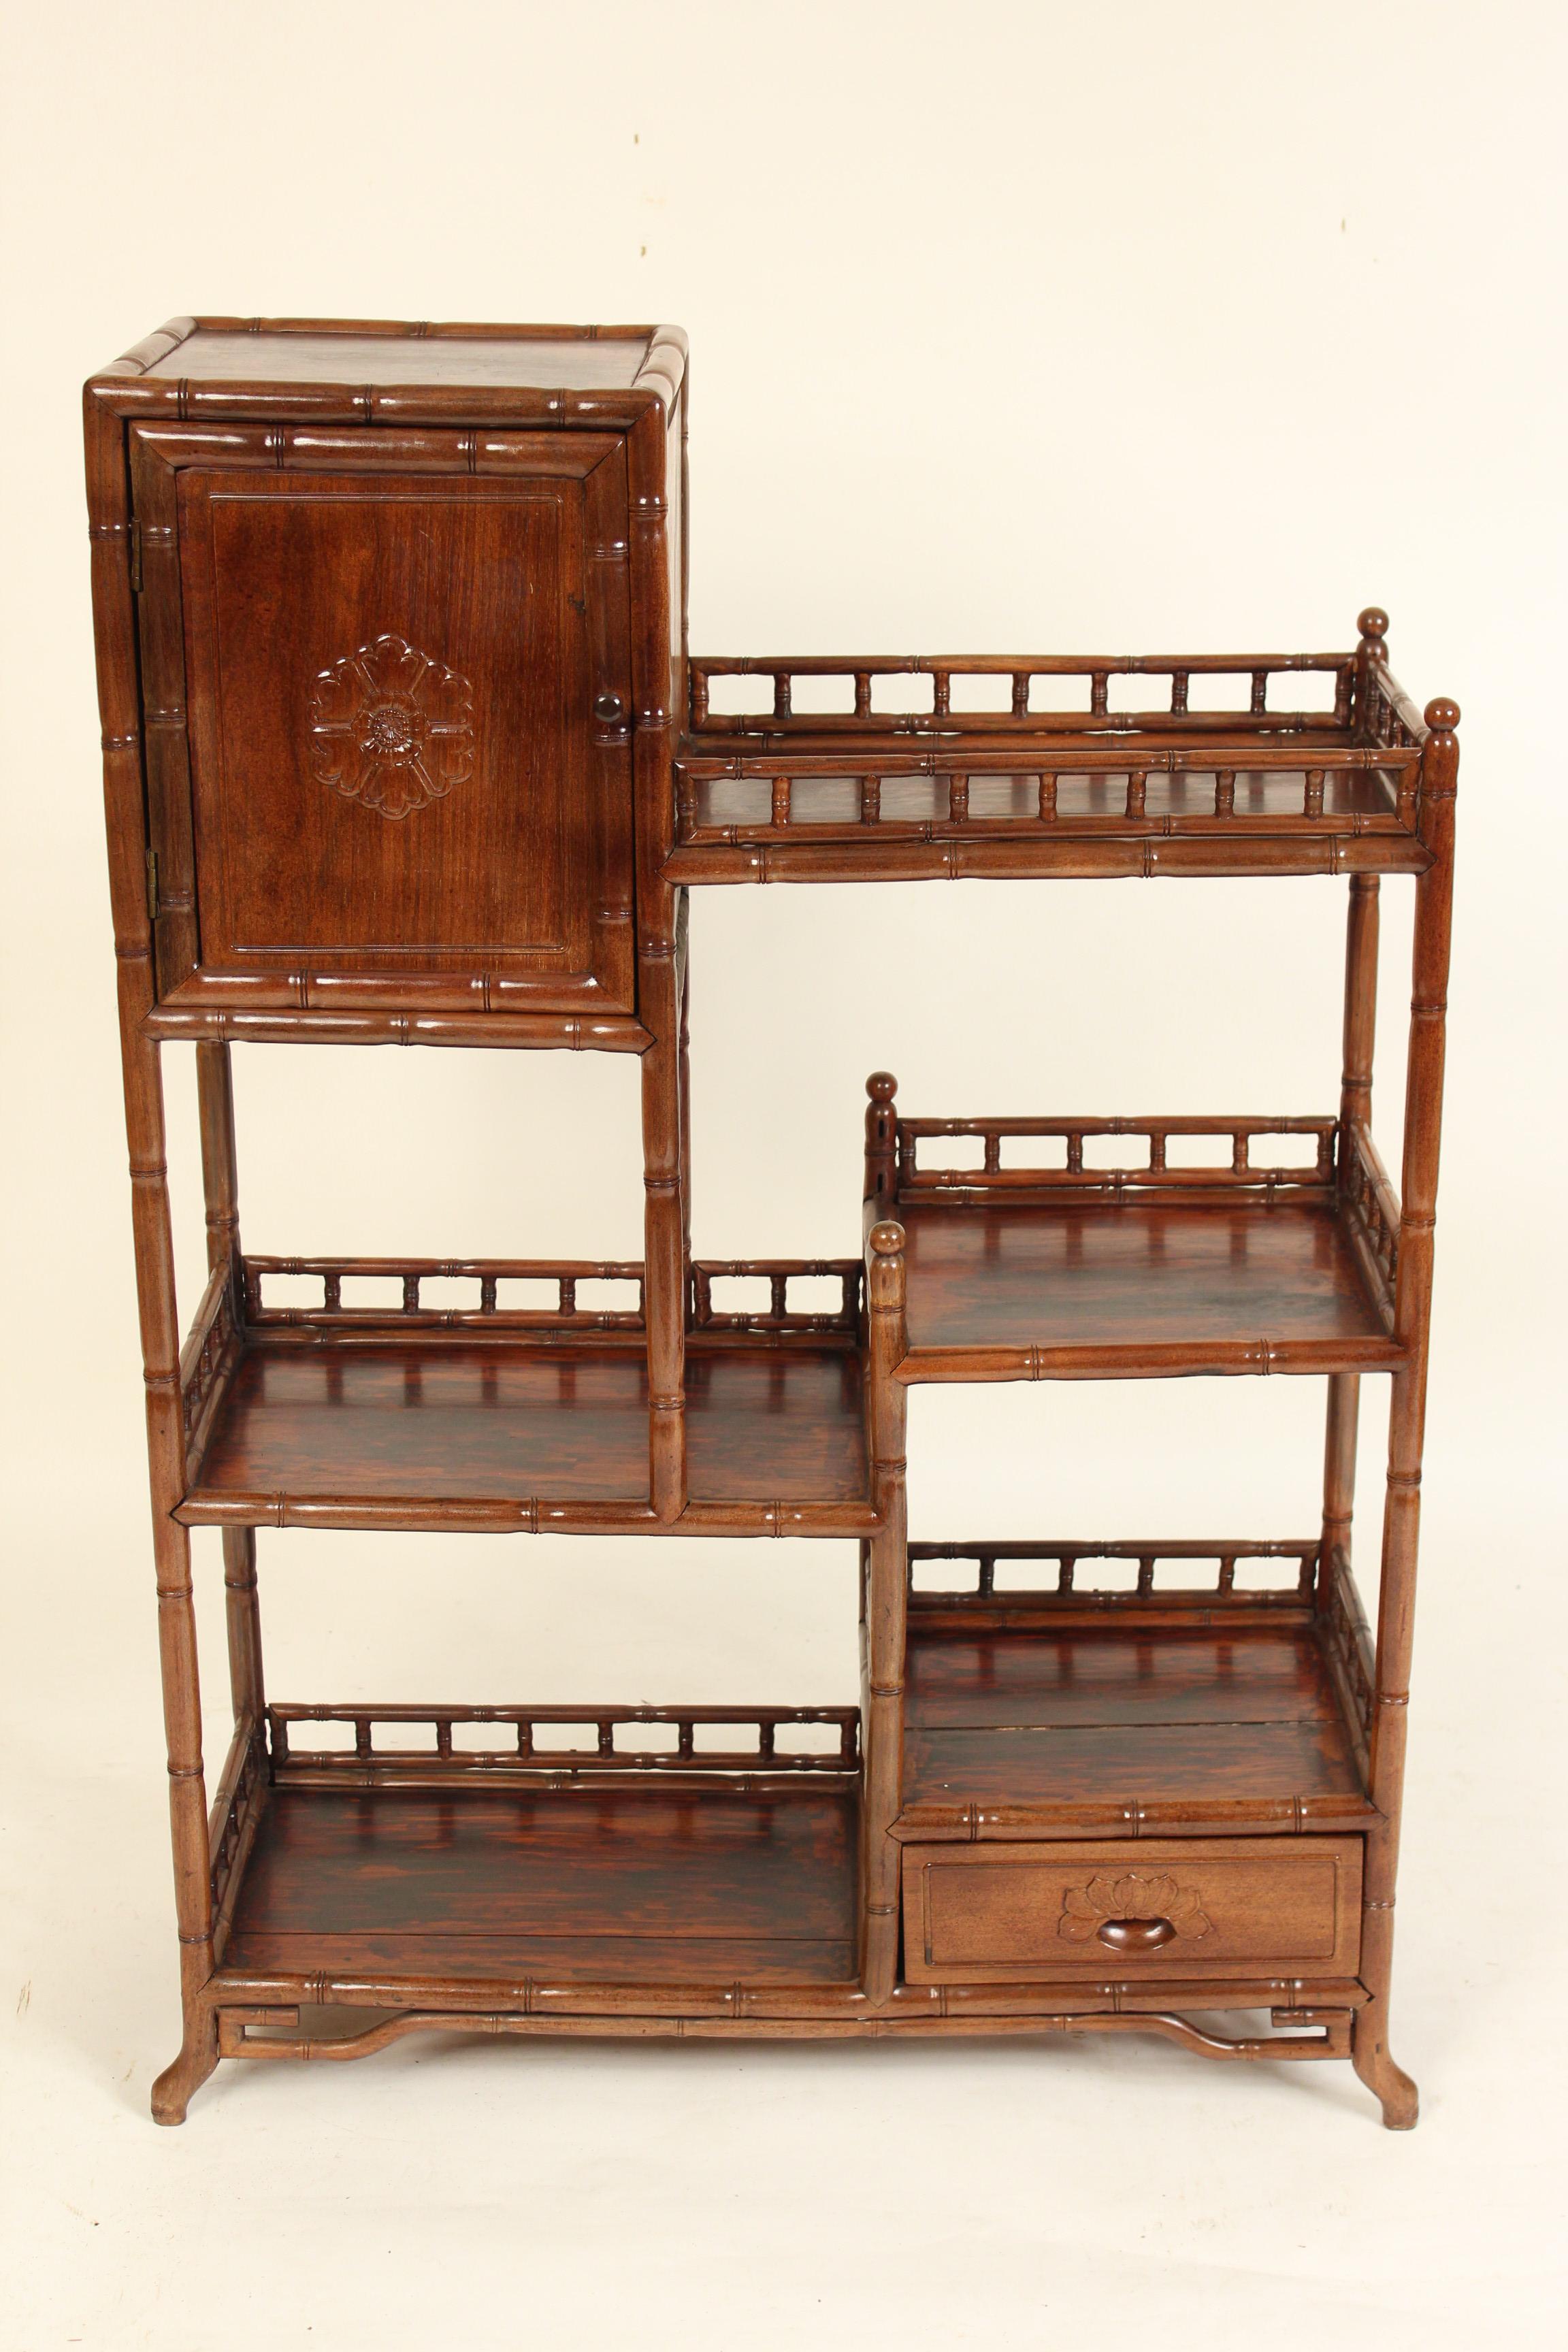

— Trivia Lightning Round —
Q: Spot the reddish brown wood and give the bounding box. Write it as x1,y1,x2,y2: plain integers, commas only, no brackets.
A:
86,322,1452,2127
224,1785,858,1983
1354,692,1459,2131
902,1838,1362,1983
892,1195,1399,1377
900,1620,1368,1824
184,1337,869,1520
860,1218,909,2002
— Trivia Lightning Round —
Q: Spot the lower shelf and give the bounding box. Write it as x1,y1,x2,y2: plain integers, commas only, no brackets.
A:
223,1782,860,1985
898,1543,1375,1834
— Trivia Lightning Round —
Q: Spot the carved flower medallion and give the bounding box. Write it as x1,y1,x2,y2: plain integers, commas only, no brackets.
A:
308,634,475,820
1057,1870,1213,1943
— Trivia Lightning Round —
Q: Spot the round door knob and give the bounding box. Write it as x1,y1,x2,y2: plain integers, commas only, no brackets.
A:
593,693,626,725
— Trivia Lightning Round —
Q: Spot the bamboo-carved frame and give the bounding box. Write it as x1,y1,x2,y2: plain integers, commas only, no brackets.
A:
86,325,1454,2129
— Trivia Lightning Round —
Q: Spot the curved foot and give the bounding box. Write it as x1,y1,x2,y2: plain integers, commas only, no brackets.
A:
1352,2011,1419,2129
151,2010,219,2125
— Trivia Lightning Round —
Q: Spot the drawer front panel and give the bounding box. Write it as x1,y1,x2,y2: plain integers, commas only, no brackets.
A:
902,1838,1362,1983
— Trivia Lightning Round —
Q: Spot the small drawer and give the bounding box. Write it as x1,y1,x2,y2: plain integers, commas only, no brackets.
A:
902,1837,1362,1983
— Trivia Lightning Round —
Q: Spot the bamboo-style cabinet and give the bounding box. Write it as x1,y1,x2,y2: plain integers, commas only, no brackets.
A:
83,319,1457,2125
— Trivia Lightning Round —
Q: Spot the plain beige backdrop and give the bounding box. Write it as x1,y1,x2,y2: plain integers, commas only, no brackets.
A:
3,3,1565,2347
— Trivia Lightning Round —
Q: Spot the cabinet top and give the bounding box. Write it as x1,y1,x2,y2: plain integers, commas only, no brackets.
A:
87,316,687,423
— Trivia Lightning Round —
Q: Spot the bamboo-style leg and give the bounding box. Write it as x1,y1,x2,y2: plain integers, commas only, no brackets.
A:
195,1041,265,1729
89,395,216,2121
152,1999,220,2127
125,1024,216,2121
1354,696,1458,2130
859,1210,909,2004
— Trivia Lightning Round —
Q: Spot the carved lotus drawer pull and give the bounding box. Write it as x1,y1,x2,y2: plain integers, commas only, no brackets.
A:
1058,1870,1213,1952
1096,1915,1177,1953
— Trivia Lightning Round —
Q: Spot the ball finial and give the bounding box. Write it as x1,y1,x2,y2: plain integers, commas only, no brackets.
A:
868,1220,904,1257
1357,607,1389,647
1424,696,1460,732
866,1071,898,1104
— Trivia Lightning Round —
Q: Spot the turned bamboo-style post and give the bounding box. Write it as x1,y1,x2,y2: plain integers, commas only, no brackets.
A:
1356,694,1460,2129
1320,872,1380,1614
864,1071,898,1220
860,1216,909,2004
195,1042,240,1281
627,401,686,1520
194,1043,267,1731
678,937,693,1275
1353,606,1390,734
86,385,218,2124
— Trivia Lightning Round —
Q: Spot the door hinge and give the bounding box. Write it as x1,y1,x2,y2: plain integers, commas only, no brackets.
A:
129,518,144,593
146,849,159,924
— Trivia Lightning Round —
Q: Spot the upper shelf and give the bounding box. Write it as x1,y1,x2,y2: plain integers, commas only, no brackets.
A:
667,623,1441,883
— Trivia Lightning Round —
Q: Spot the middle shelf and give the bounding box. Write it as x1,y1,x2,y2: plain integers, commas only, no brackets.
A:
878,1107,1404,1380
172,1097,1404,1530
181,1333,873,1533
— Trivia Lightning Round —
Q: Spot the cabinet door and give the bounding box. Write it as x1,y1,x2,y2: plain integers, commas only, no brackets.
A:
131,424,636,1016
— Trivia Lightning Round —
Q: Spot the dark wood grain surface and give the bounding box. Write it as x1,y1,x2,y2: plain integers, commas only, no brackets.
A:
191,1339,868,1506
142,329,661,387
146,436,635,1015
902,1623,1365,1808
902,1835,1363,1983
224,1785,857,1982
898,1198,1393,1364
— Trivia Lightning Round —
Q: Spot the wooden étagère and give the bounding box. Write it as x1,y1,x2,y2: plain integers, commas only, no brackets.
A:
82,317,1457,2126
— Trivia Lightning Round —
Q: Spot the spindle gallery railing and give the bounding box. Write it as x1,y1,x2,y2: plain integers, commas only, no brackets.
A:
1318,1546,1377,1769
690,1258,862,1335
908,1540,1320,1612
1340,1123,1401,1326
675,748,1420,837
267,1703,861,1782
179,1263,242,1460
208,1714,266,1927
242,1255,646,1331
896,1115,1337,1195
688,653,1357,736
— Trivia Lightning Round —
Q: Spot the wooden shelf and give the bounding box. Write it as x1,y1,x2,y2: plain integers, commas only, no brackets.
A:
897,1194,1399,1378
896,1543,1375,1836
669,754,1428,883
220,1781,859,1986
870,1110,1403,1380
181,1334,873,1533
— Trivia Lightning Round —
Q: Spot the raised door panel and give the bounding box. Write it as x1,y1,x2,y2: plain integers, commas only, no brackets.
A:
131,425,635,1015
